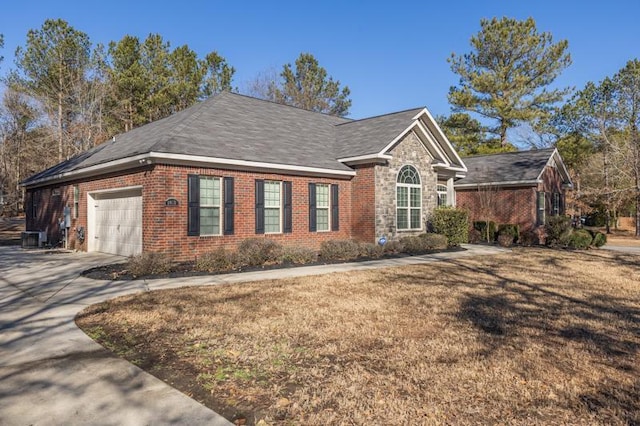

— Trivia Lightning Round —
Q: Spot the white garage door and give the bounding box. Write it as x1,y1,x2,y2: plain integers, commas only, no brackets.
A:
93,189,142,256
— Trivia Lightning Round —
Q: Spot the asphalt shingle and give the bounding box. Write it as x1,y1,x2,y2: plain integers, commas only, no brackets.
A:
455,149,556,186
23,92,433,185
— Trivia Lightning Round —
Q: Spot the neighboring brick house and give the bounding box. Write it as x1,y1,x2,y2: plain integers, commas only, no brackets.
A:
455,148,573,232
21,92,467,259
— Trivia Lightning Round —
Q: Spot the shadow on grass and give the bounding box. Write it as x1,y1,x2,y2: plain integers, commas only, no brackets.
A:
383,247,640,421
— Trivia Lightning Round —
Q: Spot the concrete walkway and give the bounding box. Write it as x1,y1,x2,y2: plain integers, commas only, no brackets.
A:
0,244,506,425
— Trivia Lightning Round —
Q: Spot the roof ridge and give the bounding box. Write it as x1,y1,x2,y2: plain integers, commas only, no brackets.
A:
462,147,554,159
335,107,424,126
220,91,353,122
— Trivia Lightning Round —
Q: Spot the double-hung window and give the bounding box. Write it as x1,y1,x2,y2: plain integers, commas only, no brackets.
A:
255,180,292,234
397,165,422,230
315,184,330,231
309,183,339,232
552,192,560,216
187,175,234,236
264,181,282,233
200,177,221,235
73,186,80,219
536,191,546,225
436,183,448,207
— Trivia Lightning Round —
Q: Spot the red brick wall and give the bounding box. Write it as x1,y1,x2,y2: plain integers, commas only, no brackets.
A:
351,164,376,243
456,165,569,231
456,186,537,231
26,164,355,260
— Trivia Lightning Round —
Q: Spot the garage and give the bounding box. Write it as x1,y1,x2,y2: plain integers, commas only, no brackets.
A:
88,187,142,257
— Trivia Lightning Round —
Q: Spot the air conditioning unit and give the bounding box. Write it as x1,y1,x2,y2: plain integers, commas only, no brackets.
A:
21,231,47,248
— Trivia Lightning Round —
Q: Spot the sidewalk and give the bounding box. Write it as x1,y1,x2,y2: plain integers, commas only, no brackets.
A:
0,244,506,425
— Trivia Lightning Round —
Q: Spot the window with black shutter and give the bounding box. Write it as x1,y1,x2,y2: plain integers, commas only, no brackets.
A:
187,175,233,236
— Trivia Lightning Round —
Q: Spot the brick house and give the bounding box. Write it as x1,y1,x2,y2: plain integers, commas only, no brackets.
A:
22,92,467,259
455,148,573,232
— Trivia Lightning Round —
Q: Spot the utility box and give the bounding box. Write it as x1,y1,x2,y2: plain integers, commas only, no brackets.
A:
21,231,47,248
21,231,40,248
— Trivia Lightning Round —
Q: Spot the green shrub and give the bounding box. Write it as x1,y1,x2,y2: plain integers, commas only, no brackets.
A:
237,238,283,266
568,229,593,249
473,221,497,242
127,252,172,277
279,246,317,264
358,242,385,259
399,236,426,254
196,247,238,272
497,233,514,247
319,239,361,261
592,232,607,248
498,224,520,243
545,216,573,247
430,207,469,247
419,233,448,250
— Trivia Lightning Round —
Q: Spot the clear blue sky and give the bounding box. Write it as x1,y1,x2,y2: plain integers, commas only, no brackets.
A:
1,0,638,120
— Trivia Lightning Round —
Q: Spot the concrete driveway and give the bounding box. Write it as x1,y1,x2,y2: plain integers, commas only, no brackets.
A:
0,244,508,425
0,247,231,426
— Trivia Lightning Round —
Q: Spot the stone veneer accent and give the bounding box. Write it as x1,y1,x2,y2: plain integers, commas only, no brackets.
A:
374,131,438,240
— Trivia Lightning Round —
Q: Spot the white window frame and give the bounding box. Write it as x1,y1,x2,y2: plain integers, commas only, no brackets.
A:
553,192,560,216
396,165,422,231
264,180,282,234
199,176,222,236
316,183,330,232
437,183,448,207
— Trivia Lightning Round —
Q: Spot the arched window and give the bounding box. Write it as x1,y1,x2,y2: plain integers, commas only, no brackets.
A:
396,165,422,230
437,183,448,207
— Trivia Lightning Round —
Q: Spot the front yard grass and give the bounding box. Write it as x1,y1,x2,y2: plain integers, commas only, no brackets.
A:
76,248,640,425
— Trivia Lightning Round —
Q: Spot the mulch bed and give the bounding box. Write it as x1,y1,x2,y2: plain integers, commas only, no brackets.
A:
81,246,466,281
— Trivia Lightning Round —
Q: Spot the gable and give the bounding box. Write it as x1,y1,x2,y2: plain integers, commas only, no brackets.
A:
455,148,573,189
337,108,467,177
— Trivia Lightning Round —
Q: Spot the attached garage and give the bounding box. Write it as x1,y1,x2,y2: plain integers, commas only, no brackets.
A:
87,187,142,257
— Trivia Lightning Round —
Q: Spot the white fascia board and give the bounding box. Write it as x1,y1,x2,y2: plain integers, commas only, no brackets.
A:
149,152,356,177
414,108,468,172
24,152,356,188
455,180,540,189
337,153,393,165
21,153,151,188
414,120,450,166
539,148,572,187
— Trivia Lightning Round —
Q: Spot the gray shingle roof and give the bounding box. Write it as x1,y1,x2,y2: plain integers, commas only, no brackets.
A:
334,108,424,158
22,92,434,186
455,149,556,187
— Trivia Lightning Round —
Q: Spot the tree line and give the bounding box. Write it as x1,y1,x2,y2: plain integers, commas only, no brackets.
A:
1,17,638,237
0,19,351,215
437,17,639,236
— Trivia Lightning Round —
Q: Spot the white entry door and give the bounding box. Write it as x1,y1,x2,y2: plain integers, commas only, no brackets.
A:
93,188,142,256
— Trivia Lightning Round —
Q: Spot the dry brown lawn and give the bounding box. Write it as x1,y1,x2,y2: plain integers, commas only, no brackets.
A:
76,248,640,425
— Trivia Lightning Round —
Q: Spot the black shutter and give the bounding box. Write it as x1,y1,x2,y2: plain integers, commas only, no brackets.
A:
309,183,316,232
255,179,265,234
283,181,292,233
187,174,200,236
223,177,234,235
331,184,339,231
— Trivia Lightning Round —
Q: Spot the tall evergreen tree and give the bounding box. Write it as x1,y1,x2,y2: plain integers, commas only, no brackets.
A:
200,51,235,98
14,19,92,161
448,17,571,148
107,35,149,133
168,45,203,111
271,53,351,117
